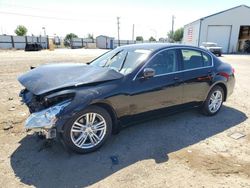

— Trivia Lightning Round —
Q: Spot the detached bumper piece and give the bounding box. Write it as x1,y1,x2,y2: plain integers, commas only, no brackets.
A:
37,128,57,139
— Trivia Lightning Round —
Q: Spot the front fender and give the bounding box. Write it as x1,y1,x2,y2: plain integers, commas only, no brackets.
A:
55,84,118,133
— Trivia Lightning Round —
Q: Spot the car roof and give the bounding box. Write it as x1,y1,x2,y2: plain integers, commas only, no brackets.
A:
117,43,201,52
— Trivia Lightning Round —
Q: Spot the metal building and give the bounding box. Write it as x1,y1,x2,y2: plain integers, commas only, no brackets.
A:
183,5,250,53
96,35,114,49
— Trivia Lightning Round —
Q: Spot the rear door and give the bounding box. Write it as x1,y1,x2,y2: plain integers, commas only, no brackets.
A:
180,48,214,104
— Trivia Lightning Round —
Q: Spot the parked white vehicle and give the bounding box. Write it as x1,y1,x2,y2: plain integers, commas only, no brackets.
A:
200,42,222,56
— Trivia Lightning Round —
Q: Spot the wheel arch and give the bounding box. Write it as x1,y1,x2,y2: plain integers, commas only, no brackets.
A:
215,82,227,101
90,101,120,134
208,81,228,102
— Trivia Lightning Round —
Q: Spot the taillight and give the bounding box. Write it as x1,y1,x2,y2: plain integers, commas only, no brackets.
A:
219,72,230,79
232,67,235,74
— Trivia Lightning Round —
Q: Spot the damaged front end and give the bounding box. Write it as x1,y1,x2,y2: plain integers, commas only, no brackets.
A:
20,89,74,139
18,63,123,140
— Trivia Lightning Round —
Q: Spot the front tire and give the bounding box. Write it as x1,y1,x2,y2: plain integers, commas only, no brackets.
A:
202,86,224,116
62,106,112,154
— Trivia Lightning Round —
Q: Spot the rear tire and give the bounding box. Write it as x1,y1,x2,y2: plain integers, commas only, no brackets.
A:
62,106,112,154
202,86,224,116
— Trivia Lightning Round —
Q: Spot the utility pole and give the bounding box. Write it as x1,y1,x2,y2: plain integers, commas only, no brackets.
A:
42,27,46,36
171,15,175,42
171,15,175,33
171,15,175,41
132,24,135,42
117,17,120,46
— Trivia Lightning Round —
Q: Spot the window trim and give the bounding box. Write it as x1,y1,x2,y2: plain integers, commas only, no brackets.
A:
133,47,214,81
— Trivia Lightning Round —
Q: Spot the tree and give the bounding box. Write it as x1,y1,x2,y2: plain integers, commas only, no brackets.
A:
15,25,28,36
87,33,94,40
173,27,184,42
136,36,143,41
167,30,174,42
167,27,184,43
64,33,78,47
149,36,156,42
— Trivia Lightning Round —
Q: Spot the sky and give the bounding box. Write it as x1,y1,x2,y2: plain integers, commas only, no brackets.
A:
0,0,249,40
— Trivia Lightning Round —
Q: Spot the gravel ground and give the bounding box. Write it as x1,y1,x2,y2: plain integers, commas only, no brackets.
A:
0,49,249,188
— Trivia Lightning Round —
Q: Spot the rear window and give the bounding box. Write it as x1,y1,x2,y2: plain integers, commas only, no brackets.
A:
181,49,212,70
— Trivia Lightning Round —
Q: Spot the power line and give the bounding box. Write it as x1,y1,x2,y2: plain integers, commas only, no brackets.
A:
0,11,111,22
0,3,55,12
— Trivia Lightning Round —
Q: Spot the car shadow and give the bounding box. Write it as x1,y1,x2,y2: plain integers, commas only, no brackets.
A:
10,106,247,188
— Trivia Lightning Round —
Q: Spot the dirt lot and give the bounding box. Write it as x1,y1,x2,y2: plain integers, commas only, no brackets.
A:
0,49,250,188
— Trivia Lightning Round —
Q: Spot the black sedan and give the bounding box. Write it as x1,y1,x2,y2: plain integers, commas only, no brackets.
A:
18,44,235,153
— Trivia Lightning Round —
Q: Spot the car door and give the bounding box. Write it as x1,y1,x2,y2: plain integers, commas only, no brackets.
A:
128,48,183,115
180,48,214,104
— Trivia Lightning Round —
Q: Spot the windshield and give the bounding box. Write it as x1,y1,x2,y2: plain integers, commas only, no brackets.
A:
91,48,151,75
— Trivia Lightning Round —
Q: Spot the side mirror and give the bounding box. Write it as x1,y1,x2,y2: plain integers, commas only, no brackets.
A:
143,68,155,79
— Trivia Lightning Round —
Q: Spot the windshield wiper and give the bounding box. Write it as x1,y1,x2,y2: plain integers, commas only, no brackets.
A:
118,51,128,71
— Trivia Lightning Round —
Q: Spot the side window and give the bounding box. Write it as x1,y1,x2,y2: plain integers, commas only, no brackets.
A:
146,49,178,75
181,49,212,70
202,52,212,66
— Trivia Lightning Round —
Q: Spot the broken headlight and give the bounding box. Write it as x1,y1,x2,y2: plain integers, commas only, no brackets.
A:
25,100,71,130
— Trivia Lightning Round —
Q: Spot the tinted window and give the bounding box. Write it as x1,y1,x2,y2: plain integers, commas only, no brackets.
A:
146,49,178,75
202,52,212,66
120,50,150,74
181,49,212,70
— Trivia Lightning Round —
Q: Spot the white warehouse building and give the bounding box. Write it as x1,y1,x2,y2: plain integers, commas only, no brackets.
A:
183,5,250,53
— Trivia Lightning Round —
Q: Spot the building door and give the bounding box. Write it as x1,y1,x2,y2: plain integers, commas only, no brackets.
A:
206,25,232,53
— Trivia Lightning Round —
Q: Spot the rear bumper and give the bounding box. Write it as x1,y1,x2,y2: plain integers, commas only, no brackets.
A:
208,49,222,54
227,74,235,99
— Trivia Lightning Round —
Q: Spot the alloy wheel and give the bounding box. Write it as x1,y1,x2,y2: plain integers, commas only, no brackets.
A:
208,90,223,113
70,112,107,149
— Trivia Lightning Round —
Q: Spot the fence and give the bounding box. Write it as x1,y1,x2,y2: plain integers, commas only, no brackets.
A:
0,34,167,50
113,40,165,49
70,38,95,49
0,35,49,49
113,40,136,48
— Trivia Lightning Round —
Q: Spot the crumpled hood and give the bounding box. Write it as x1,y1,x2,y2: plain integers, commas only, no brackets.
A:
18,63,123,95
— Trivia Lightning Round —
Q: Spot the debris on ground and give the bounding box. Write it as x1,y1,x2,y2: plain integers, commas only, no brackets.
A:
20,112,27,116
8,106,16,111
3,122,13,130
110,155,119,165
229,132,246,140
